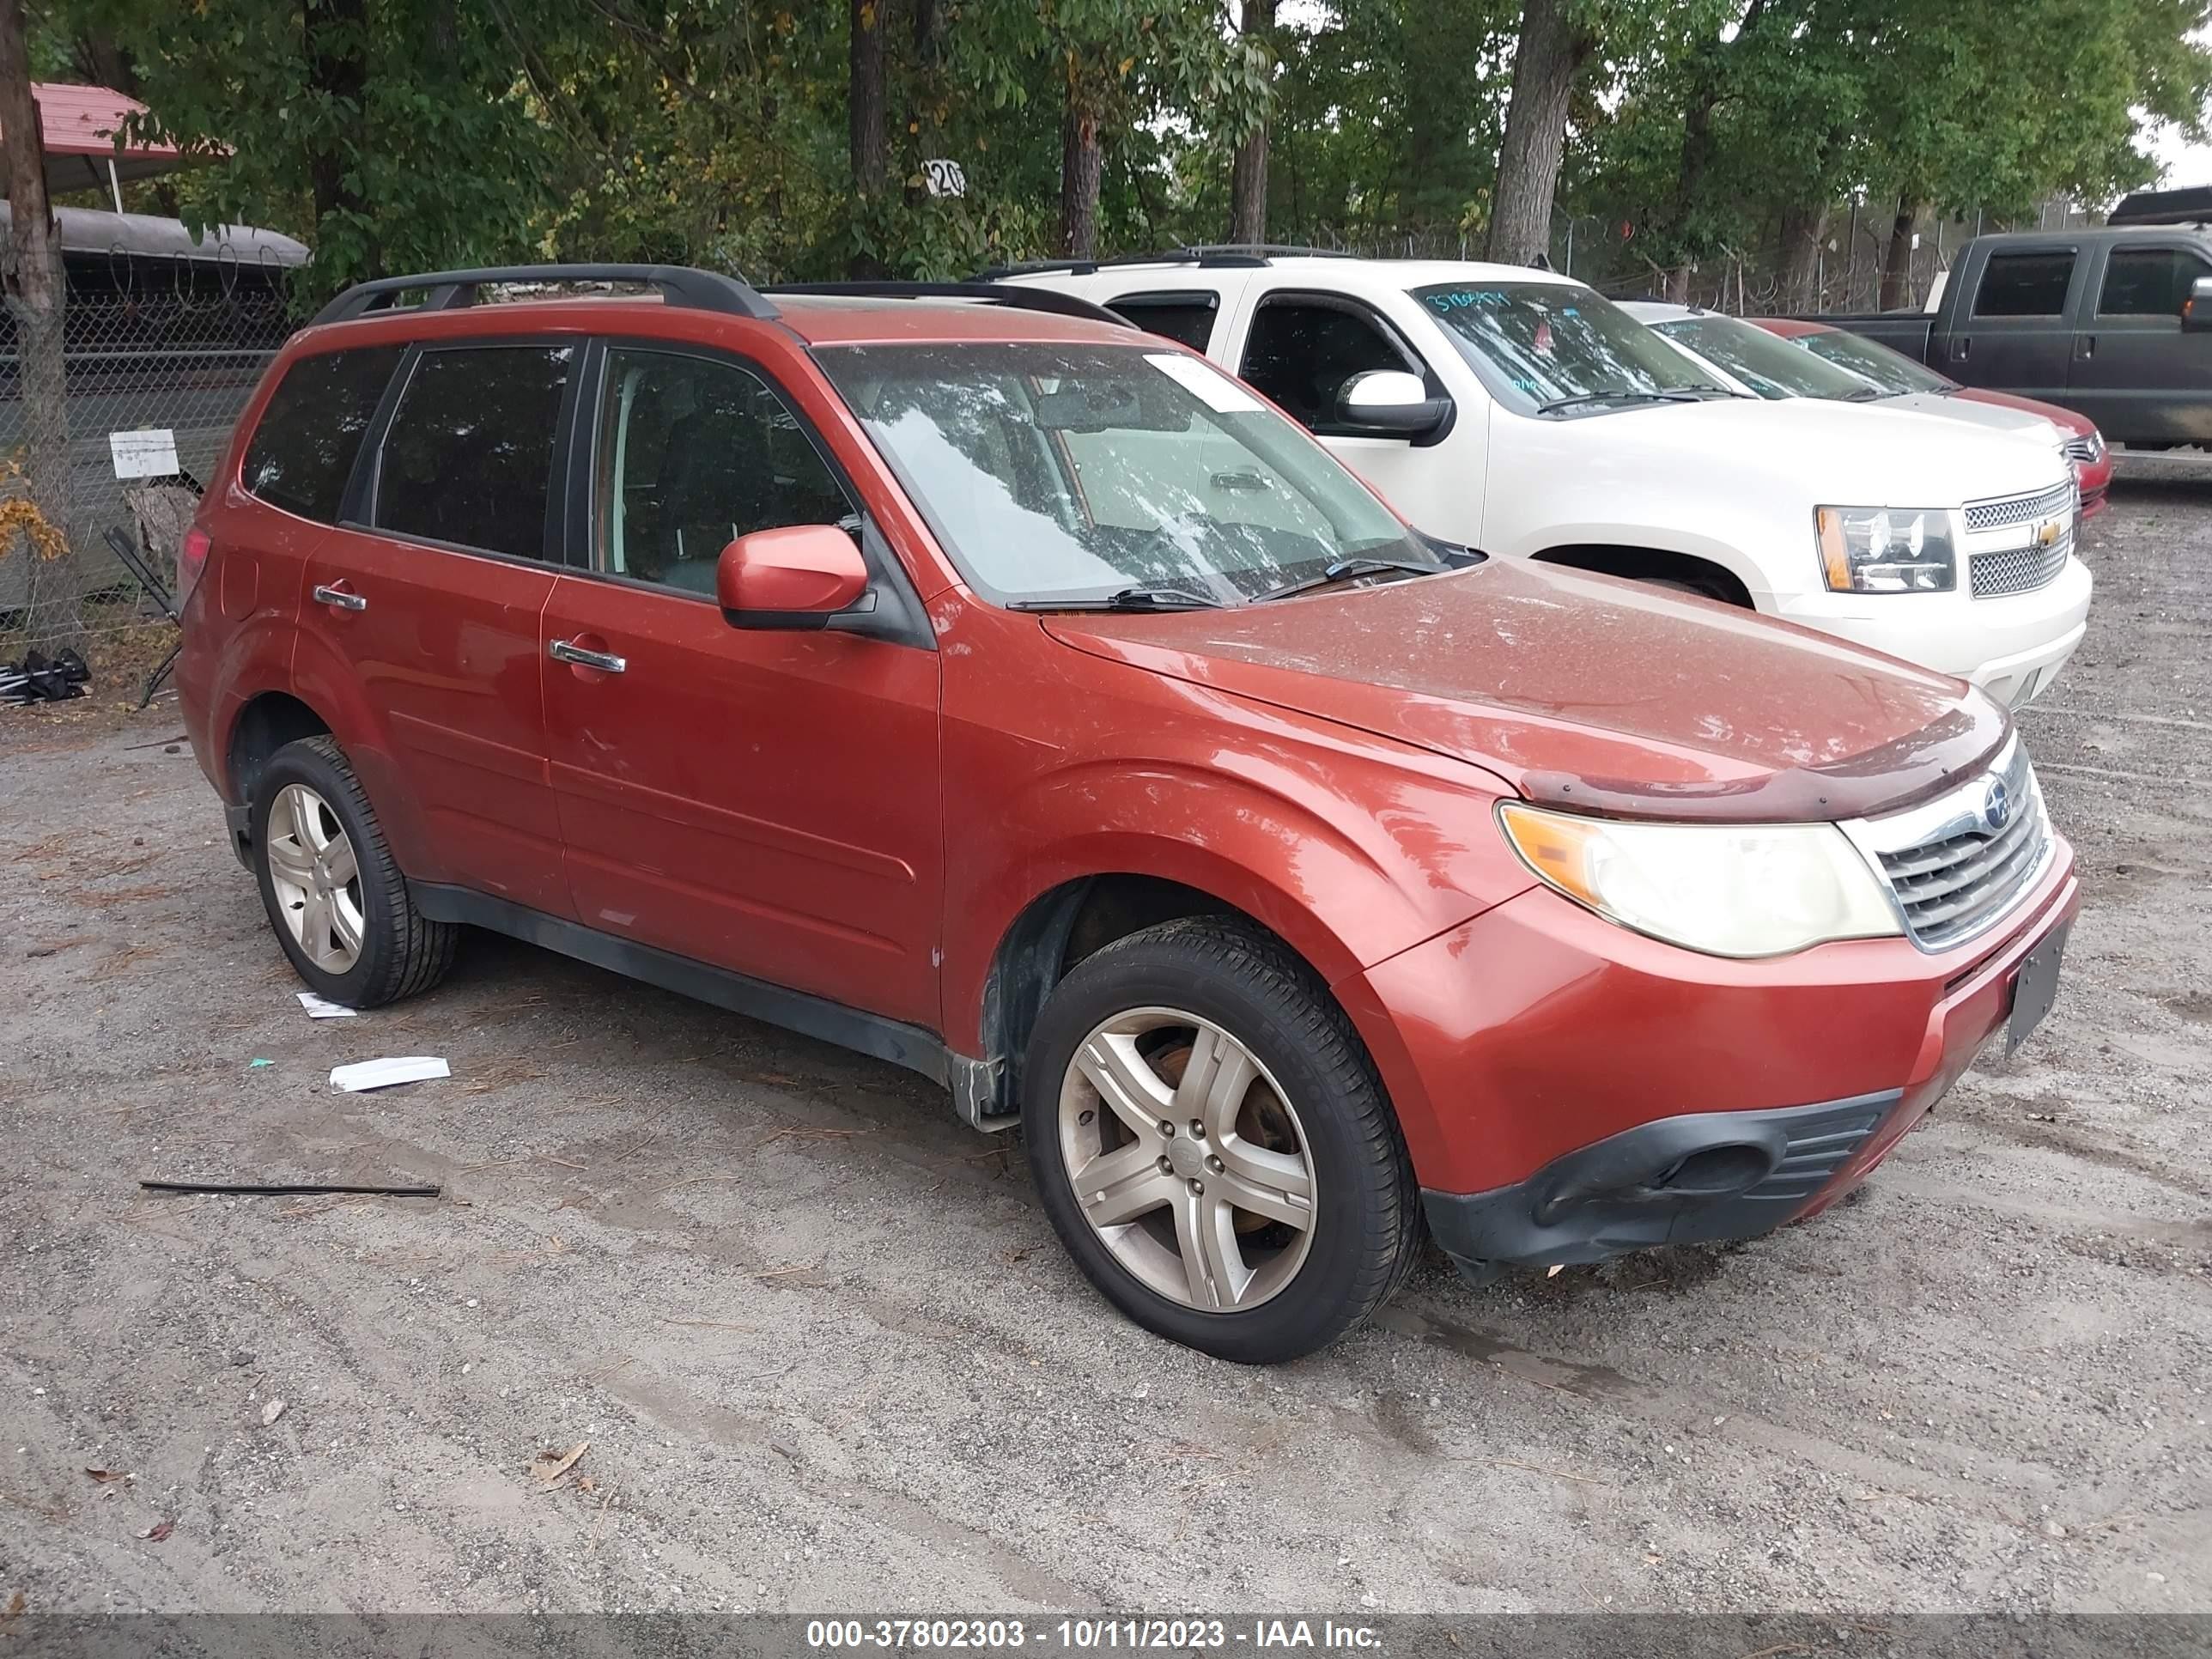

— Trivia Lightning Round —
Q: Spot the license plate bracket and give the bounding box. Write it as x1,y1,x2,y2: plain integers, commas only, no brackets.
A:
2005,921,2069,1057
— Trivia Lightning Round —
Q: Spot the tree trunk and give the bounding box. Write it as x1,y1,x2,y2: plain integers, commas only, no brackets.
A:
848,0,889,275
1879,198,1919,311
1228,0,1273,246
303,0,374,274
1778,204,1827,313
0,0,77,647
849,0,887,196
1486,0,1593,268
1060,102,1103,259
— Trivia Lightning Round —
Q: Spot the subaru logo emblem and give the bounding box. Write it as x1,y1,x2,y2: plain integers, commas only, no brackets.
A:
1983,779,2011,833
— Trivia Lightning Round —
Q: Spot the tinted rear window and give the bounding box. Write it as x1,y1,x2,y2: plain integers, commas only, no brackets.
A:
372,345,573,560
240,347,403,522
1972,252,2075,318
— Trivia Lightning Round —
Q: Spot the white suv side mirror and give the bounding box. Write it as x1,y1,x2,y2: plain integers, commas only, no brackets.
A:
1336,369,1452,437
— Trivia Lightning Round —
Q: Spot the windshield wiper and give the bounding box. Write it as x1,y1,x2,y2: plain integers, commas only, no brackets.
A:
1006,584,1224,612
1255,556,1439,604
1537,389,1705,414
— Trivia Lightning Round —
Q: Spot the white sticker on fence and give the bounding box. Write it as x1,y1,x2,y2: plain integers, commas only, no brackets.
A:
110,428,179,480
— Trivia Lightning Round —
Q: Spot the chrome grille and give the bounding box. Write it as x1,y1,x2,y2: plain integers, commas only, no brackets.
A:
1971,531,2072,598
2062,434,2101,466
1851,740,2051,951
1965,481,2075,533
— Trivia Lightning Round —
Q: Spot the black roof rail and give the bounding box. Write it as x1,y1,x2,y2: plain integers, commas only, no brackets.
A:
311,263,779,327
761,281,1136,330
1176,243,1355,264
970,243,1354,281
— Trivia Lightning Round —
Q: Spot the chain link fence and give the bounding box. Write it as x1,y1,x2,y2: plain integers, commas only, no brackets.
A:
0,226,300,688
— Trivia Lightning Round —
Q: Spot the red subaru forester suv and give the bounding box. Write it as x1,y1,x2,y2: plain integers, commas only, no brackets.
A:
176,264,2079,1363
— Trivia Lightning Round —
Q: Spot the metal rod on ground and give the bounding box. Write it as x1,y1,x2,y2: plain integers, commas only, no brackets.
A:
139,1181,443,1198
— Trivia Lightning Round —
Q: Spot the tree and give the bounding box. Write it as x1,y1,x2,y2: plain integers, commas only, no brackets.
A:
1488,0,1594,264
964,0,1270,260
59,0,556,298
849,0,890,274
0,0,76,646
1229,0,1274,244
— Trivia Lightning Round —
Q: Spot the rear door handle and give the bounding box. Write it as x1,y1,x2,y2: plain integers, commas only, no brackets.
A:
549,638,627,674
312,584,367,612
2075,334,2096,360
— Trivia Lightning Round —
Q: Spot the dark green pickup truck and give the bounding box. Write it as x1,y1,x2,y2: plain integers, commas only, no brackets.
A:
1796,202,2212,447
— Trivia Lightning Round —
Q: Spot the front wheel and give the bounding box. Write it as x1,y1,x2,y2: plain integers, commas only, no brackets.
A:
1022,918,1419,1364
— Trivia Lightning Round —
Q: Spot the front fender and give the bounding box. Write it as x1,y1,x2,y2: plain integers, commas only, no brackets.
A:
941,699,1536,1153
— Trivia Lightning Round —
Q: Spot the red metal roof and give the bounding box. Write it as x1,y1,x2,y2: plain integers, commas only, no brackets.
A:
17,82,179,160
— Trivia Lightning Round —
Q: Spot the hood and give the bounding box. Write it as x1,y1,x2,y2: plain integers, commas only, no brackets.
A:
1042,559,2009,823
1881,390,2061,447
1954,385,2096,439
1584,397,2068,506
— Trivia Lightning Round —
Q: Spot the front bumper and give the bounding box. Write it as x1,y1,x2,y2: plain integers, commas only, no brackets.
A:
1423,1091,1898,1274
1342,834,2080,1270
1773,553,2091,708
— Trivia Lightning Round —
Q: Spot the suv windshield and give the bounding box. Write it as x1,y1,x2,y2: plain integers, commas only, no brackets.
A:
1413,282,1726,414
1790,325,1957,395
816,343,1445,606
1655,314,1881,402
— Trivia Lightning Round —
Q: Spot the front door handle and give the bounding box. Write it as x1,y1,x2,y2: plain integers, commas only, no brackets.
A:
312,583,367,612
549,638,627,674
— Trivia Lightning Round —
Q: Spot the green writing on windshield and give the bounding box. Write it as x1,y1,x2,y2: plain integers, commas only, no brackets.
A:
1426,289,1510,312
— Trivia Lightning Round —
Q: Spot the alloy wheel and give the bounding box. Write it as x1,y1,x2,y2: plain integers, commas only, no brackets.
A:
1056,1006,1316,1312
264,782,366,974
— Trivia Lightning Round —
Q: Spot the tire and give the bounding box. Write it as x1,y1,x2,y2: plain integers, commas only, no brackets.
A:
1022,916,1419,1364
249,735,455,1008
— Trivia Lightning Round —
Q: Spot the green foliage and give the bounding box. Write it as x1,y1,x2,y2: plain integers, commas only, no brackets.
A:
35,0,2212,294
58,0,556,298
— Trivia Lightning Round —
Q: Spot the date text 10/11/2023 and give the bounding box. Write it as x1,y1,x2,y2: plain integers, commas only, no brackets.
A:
805,1618,1385,1650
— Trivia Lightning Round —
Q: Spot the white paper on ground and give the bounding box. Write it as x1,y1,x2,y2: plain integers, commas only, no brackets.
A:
328,1056,450,1092
296,992,357,1018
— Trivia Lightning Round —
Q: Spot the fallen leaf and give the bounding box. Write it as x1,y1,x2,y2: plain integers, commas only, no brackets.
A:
138,1520,173,1542
576,1474,598,1493
533,1440,588,1485
83,1468,132,1483
3,1589,25,1620
261,1399,286,1425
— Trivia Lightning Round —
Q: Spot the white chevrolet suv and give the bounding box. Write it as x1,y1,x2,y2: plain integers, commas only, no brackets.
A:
997,250,2092,707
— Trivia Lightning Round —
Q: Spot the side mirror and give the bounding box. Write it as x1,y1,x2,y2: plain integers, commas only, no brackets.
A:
1335,368,1453,437
716,524,870,630
2184,276,2212,331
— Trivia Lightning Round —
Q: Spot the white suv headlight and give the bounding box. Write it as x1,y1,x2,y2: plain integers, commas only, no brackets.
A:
1816,505,1956,593
1498,802,1902,958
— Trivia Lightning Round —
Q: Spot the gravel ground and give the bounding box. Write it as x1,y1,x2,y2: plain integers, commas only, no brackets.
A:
2,468,2207,1619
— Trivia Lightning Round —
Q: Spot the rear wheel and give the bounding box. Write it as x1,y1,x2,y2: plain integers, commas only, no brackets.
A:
250,736,454,1007
1023,918,1417,1364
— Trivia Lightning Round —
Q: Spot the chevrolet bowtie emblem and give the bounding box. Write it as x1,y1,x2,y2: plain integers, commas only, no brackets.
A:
2036,518,2063,548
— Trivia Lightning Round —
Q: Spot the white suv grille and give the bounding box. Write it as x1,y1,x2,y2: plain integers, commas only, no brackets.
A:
1964,481,2075,534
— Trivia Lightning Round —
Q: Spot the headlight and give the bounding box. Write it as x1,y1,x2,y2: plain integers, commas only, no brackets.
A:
1498,802,1902,958
1815,505,1956,593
